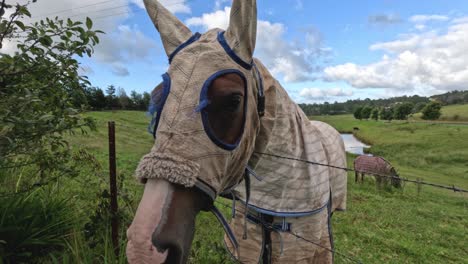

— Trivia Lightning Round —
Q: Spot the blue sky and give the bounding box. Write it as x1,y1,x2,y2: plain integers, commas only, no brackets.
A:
16,0,468,103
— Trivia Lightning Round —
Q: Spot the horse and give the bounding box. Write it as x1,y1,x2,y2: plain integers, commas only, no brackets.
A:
126,0,348,263
354,155,401,188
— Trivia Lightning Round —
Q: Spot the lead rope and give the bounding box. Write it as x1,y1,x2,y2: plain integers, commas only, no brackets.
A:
210,205,240,257
243,168,251,240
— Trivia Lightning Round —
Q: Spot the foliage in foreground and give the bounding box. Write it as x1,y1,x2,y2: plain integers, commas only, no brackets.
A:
0,190,75,263
0,1,101,193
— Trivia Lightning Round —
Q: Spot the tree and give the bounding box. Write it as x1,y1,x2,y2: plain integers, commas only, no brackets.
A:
361,106,373,120
117,87,130,109
142,92,151,111
393,102,414,120
353,106,363,120
84,87,106,110
422,101,442,120
0,2,102,189
105,85,118,109
413,102,427,113
130,90,142,110
380,107,394,121
371,108,379,121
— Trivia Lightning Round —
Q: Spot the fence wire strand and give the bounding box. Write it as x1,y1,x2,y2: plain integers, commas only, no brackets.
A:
254,152,468,193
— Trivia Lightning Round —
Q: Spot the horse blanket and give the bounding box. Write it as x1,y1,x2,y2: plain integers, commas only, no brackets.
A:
224,60,347,263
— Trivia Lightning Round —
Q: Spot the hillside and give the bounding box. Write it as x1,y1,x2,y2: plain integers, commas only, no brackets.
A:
411,104,468,122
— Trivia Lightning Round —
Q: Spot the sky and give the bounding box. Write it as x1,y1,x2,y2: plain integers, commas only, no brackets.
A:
4,0,468,103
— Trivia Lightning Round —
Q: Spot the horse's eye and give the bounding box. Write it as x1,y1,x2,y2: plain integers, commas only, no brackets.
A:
226,94,242,112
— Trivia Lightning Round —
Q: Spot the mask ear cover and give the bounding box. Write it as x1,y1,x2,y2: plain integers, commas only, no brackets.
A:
148,73,171,138
199,69,248,151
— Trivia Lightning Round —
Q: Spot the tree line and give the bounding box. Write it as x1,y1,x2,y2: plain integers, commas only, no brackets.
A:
299,91,468,117
352,101,442,121
83,85,151,111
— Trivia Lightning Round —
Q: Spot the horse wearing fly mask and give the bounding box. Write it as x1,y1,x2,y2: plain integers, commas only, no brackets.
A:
126,0,347,263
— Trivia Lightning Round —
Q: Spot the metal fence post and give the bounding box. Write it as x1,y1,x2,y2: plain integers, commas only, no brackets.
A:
108,121,119,256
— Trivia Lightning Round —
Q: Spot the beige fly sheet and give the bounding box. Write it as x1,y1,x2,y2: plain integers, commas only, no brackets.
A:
224,59,347,263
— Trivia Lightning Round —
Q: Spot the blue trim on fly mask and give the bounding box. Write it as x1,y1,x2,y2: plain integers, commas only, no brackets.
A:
148,73,171,138
252,62,265,117
168,32,201,64
217,31,253,70
199,69,248,151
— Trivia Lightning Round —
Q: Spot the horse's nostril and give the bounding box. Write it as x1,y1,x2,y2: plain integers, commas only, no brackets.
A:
152,238,183,264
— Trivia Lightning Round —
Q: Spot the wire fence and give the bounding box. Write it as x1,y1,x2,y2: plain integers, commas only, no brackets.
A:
254,152,468,193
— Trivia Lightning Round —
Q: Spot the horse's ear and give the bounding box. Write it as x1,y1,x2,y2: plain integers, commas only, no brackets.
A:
225,0,257,63
144,0,193,57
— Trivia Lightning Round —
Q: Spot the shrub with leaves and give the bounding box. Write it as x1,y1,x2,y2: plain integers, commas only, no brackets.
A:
421,101,442,120
371,108,379,121
393,102,414,120
353,106,363,120
379,107,394,121
0,2,102,190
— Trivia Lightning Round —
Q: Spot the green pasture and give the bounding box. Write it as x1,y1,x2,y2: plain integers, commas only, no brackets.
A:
312,114,467,263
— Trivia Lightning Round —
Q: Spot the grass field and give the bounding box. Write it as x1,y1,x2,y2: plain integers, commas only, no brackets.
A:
312,114,467,263
4,111,465,263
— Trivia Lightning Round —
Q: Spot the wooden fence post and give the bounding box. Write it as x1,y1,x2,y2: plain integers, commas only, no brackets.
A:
108,121,119,257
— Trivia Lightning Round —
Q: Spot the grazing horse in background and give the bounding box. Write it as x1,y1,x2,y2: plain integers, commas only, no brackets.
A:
126,0,347,263
354,155,401,188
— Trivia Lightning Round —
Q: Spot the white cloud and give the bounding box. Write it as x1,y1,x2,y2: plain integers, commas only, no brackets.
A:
214,0,230,11
414,24,426,31
159,0,191,14
368,14,402,25
94,24,157,64
128,0,190,13
186,7,230,29
299,87,353,101
324,19,468,94
1,0,163,76
409,14,449,23
186,8,329,82
111,62,130,76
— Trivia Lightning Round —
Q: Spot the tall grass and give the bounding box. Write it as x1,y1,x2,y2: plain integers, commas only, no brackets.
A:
0,189,75,263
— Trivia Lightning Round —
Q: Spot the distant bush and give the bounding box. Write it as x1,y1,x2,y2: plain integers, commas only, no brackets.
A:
422,101,442,120
413,102,427,113
394,102,414,120
371,108,379,120
354,106,364,120
361,106,373,120
380,107,394,121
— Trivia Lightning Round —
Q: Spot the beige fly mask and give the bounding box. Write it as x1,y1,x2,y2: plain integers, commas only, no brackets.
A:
135,0,261,201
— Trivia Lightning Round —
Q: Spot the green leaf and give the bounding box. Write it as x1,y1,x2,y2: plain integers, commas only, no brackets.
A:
85,17,92,30
14,20,25,31
38,36,53,47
